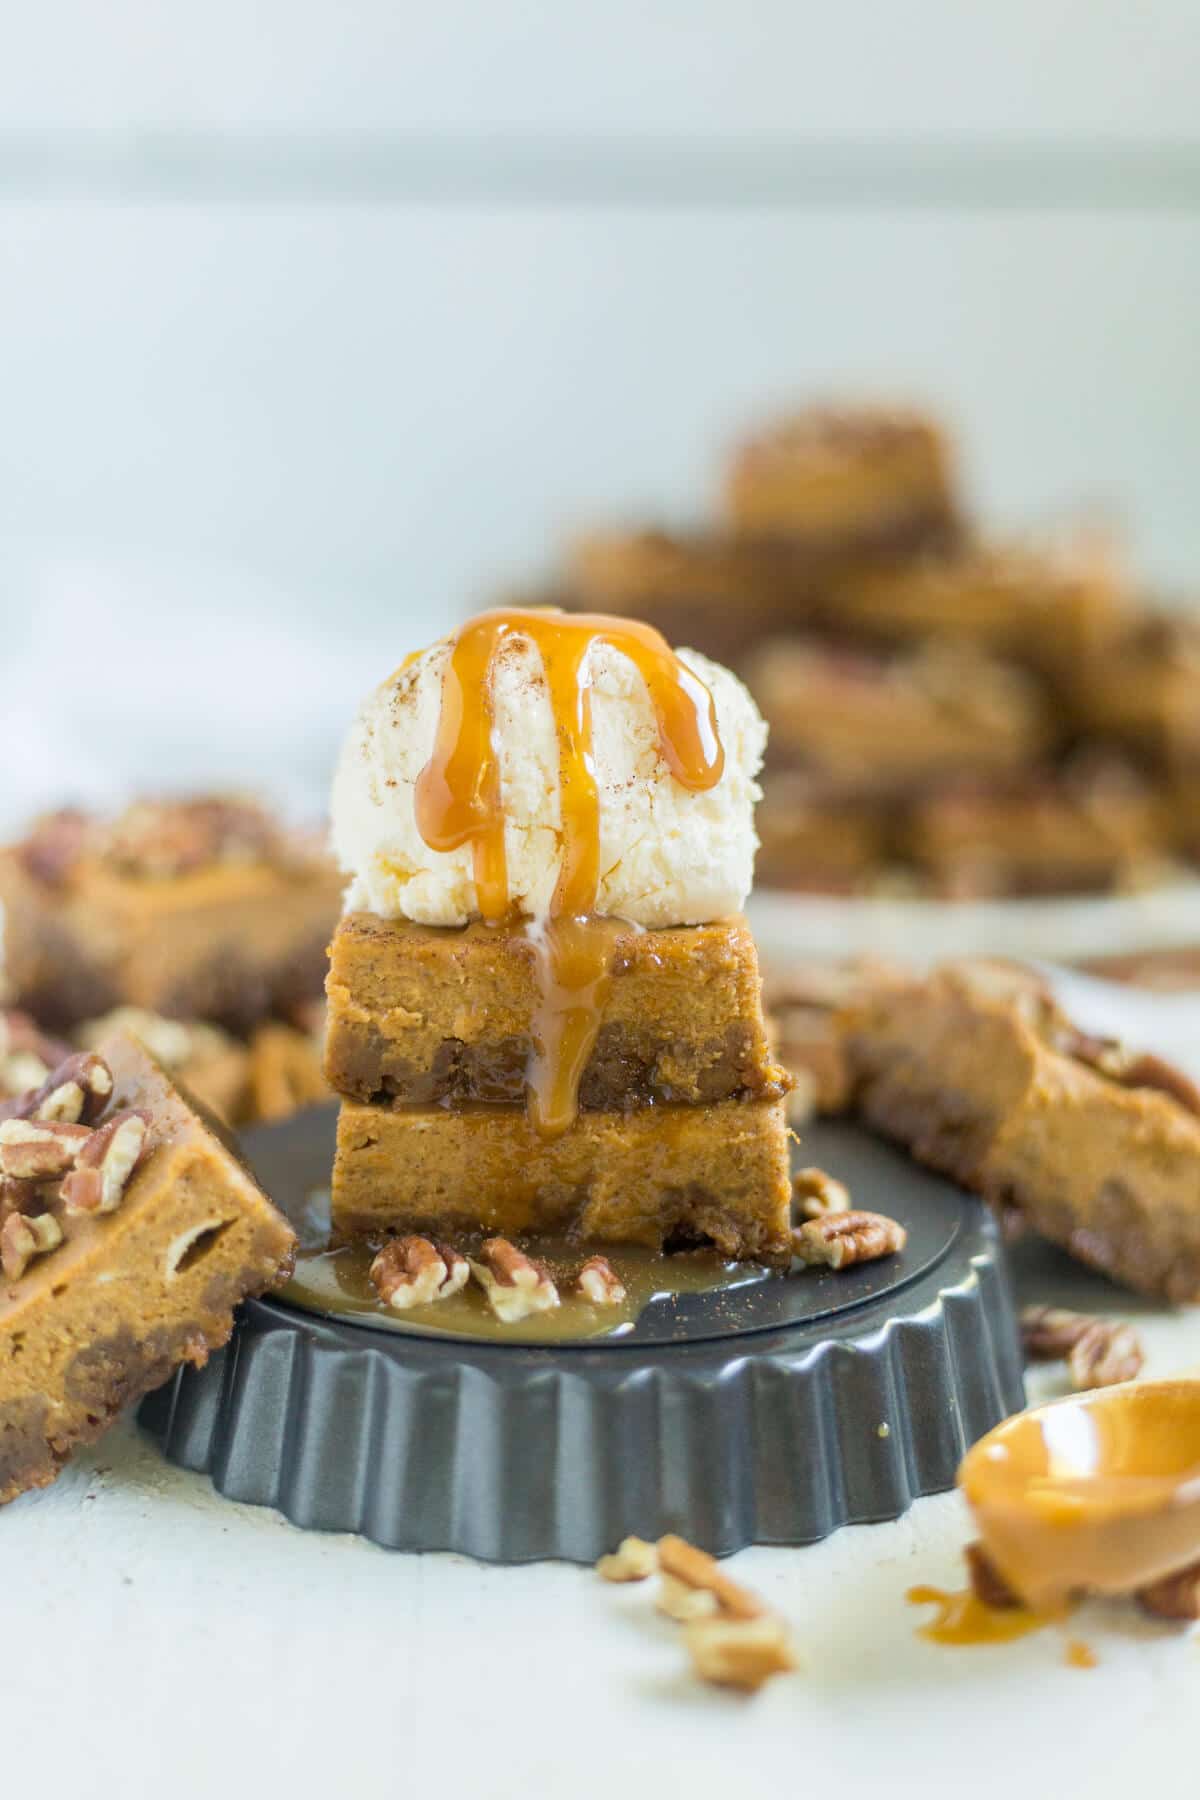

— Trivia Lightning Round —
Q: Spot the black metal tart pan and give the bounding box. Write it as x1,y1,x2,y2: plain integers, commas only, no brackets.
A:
139,1110,1024,1562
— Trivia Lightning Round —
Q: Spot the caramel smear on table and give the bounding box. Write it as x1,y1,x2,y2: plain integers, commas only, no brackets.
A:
907,1587,1100,1668
906,1585,1047,1649
414,609,725,1136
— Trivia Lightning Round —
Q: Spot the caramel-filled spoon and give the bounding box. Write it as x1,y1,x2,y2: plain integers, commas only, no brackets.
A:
960,1379,1200,1613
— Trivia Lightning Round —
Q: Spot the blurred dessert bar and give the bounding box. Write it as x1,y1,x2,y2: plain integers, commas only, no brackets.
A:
824,534,1128,673
841,960,1200,1300
753,772,889,895
904,755,1164,898
75,1007,251,1124
765,957,903,1121
725,404,959,559
0,1032,296,1503
326,913,783,1109
0,796,341,1032
562,528,799,670
1065,613,1200,770
746,637,1050,793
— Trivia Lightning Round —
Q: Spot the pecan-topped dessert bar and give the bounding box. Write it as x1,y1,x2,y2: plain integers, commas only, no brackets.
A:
842,960,1200,1300
0,1032,296,1503
0,796,341,1031
326,606,794,1266
725,405,959,558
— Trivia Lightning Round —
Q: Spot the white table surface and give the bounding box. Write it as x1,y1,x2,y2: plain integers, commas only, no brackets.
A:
6,974,1200,1800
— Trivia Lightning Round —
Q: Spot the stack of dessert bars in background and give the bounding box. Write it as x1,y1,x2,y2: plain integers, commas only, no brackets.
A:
0,797,338,1125
322,910,794,1277
558,405,1199,902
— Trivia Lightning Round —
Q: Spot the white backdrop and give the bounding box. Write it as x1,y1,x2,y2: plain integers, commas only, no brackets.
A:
2,1,1198,826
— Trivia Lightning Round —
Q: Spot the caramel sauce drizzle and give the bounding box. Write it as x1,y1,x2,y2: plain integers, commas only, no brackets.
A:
413,609,725,1136
906,1586,1097,1669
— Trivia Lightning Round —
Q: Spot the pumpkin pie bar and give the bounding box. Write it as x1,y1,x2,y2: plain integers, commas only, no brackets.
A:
0,797,341,1031
325,912,786,1109
842,960,1200,1301
0,1032,296,1503
725,405,959,558
331,1094,792,1261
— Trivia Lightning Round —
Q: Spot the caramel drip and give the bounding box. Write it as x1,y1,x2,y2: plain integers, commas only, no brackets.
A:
414,609,725,1136
906,1585,1048,1649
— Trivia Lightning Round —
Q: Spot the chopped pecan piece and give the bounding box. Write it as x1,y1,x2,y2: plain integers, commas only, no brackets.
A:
1137,1560,1200,1621
1068,1320,1144,1390
99,796,280,879
792,1209,907,1270
0,1119,92,1181
656,1535,765,1621
791,1166,850,1220
576,1255,627,1306
965,1541,1020,1610
470,1238,559,1323
60,1111,149,1216
657,1575,720,1623
1019,1305,1098,1361
596,1536,658,1583
369,1235,469,1310
683,1615,799,1693
1,1209,64,1281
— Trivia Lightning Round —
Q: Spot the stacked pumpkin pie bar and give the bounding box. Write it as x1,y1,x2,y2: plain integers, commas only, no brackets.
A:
325,913,792,1261
324,606,795,1270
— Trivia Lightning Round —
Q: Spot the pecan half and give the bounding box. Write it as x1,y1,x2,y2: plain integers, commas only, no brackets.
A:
60,1111,149,1216
791,1166,850,1220
576,1255,627,1306
596,1536,658,1583
0,1210,64,1281
1068,1320,1144,1390
0,1051,116,1126
1019,1305,1098,1361
656,1535,765,1622
1137,1560,1200,1622
792,1210,907,1270
965,1542,1020,1610
470,1238,559,1323
0,1119,92,1181
1059,1029,1200,1117
369,1236,469,1310
683,1615,799,1693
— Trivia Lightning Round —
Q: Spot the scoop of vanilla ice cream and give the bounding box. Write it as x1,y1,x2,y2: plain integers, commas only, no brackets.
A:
331,630,767,927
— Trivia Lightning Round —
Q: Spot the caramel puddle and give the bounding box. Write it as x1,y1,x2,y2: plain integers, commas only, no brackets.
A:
412,609,725,1137
907,1586,1099,1670
906,1584,1047,1649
